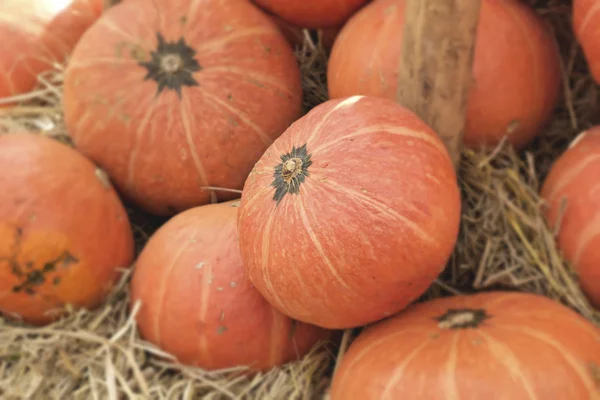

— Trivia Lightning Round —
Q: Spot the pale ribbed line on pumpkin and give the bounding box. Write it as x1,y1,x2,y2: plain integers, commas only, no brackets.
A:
199,88,272,146
295,189,352,292
337,327,425,393
443,333,460,400
179,96,210,190
260,209,292,317
543,153,600,204
0,68,16,97
318,177,433,244
73,108,94,142
98,18,148,46
311,125,448,161
201,65,297,97
572,208,600,265
292,189,344,299
66,57,137,71
579,1,600,34
379,335,433,400
186,0,206,28
197,257,214,368
152,231,197,349
498,325,598,394
195,27,276,56
303,99,350,148
126,96,160,193
477,330,539,399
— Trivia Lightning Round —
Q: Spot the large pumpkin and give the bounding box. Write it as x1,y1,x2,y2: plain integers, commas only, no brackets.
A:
329,291,600,400
540,126,600,308
327,0,561,150
0,0,104,103
253,0,370,29
130,200,332,371
62,0,303,216
574,0,600,84
237,95,461,330
0,133,134,325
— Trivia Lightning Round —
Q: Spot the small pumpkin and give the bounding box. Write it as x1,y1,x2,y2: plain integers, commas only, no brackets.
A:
237,95,461,330
574,0,600,84
62,0,303,216
540,127,600,308
130,200,332,371
330,291,600,400
327,0,561,150
253,0,370,29
0,0,104,103
0,133,134,325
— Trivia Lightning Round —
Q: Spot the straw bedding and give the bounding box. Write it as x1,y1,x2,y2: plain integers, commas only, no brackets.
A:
1,0,599,398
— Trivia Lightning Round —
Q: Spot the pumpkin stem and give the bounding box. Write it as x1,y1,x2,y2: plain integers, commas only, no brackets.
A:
435,308,490,329
271,143,313,205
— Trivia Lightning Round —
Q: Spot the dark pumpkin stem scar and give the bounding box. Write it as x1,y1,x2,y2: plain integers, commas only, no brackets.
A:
271,143,313,205
139,33,202,99
435,308,490,329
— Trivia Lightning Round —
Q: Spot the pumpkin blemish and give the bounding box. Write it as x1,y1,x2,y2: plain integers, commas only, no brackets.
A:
139,33,202,98
271,143,312,204
435,308,490,329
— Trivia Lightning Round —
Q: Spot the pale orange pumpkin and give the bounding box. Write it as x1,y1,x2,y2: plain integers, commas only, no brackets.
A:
330,291,600,400
62,0,303,216
327,0,561,150
0,0,104,103
0,133,134,325
237,95,461,330
130,200,332,371
541,126,600,308
573,0,600,84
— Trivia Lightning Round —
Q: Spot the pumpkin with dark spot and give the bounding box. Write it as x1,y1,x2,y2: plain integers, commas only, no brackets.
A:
253,0,370,29
540,127,600,308
237,95,461,329
0,0,104,103
0,133,134,325
330,291,600,400
327,0,561,150
62,0,303,216
130,200,332,371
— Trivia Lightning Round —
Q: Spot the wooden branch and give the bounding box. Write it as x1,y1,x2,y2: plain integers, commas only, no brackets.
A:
396,0,482,169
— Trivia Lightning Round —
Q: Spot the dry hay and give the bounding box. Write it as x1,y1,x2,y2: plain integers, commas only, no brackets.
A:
1,0,600,398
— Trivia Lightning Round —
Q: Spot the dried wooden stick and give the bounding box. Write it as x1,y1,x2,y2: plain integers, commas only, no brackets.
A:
396,0,482,168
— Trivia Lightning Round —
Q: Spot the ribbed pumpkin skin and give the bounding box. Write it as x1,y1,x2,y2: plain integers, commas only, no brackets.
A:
0,134,134,325
0,0,103,102
540,127,600,308
327,0,561,150
330,291,600,400
62,0,302,216
237,95,461,330
253,0,369,29
130,200,332,372
574,0,600,84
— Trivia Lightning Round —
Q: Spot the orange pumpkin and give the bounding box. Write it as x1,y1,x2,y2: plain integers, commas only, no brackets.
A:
574,0,600,84
130,200,332,371
62,0,303,216
0,133,134,325
253,0,370,29
540,126,600,308
327,0,561,150
330,291,600,400
0,0,104,103
237,95,461,330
